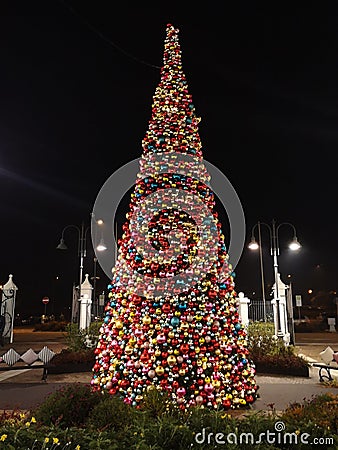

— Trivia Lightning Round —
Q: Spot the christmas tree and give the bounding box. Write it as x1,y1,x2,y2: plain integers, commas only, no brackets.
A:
91,24,258,410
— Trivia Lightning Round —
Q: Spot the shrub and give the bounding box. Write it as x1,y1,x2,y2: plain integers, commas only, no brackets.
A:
51,348,95,366
323,379,338,389
247,321,296,359
87,394,135,432
33,383,102,428
0,409,29,427
33,321,68,332
0,423,91,450
47,323,99,373
64,322,100,352
281,392,338,433
247,322,310,375
138,386,174,418
0,392,334,449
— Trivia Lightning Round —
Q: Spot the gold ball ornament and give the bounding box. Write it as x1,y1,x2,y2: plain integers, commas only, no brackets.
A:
155,366,165,376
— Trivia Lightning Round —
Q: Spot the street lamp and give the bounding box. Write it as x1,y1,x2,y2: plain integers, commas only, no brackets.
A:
248,219,301,340
248,222,267,321
56,214,107,324
56,222,89,323
91,218,106,319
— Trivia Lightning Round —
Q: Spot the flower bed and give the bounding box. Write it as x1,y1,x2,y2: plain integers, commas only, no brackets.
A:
255,361,310,377
0,388,336,449
47,349,95,374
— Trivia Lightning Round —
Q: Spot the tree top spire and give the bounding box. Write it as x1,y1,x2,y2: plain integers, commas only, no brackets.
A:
142,23,203,159
163,23,182,68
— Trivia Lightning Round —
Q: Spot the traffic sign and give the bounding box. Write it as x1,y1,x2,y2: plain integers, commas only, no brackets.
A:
295,295,302,307
42,296,49,305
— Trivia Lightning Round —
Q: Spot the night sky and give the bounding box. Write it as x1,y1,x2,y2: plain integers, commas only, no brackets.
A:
1,2,337,318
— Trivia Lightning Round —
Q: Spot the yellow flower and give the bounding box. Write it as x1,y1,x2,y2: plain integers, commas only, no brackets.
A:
75,446,81,450
53,437,59,444
25,422,31,427
31,417,36,423
0,434,7,442
19,413,26,419
44,437,49,443
295,430,300,435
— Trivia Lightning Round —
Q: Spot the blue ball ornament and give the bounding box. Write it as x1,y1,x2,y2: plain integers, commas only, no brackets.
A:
170,317,180,327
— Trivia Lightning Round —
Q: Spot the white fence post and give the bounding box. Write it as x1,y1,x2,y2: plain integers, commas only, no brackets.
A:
1,274,18,344
237,292,250,327
79,274,92,330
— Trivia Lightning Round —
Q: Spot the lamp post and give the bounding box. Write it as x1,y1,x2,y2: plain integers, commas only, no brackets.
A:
248,219,301,340
56,214,107,324
91,218,106,319
57,222,89,323
248,222,267,321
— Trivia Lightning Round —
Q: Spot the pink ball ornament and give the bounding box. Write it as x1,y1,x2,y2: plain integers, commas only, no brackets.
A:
157,334,166,344
176,387,186,397
204,383,214,394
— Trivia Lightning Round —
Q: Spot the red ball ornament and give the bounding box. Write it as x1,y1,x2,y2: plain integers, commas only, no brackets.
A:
162,304,171,313
222,399,231,408
180,344,189,354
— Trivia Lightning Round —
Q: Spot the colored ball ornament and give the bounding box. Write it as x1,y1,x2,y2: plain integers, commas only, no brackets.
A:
167,355,177,366
171,317,180,327
115,320,123,329
157,334,166,344
155,366,165,376
195,395,204,405
176,387,186,397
